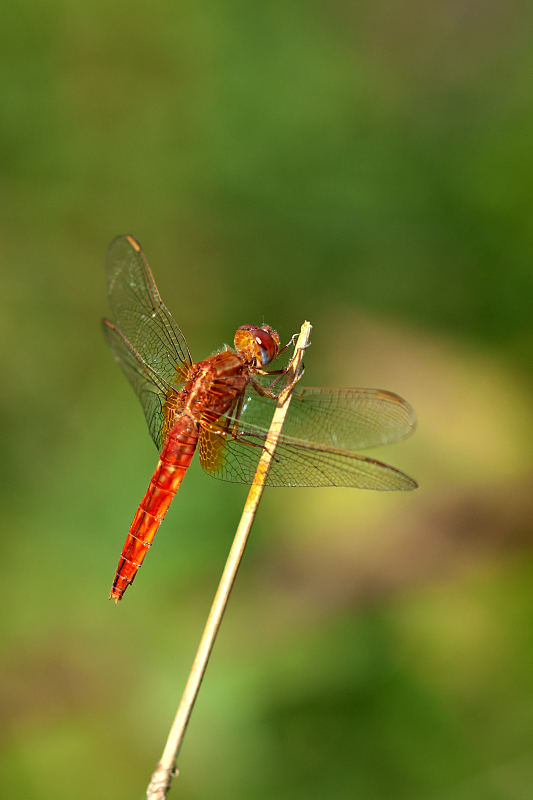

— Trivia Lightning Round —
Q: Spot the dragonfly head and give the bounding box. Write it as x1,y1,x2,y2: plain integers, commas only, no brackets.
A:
234,324,280,367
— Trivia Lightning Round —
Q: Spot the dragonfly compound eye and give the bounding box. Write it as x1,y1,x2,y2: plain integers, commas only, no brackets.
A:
234,324,279,366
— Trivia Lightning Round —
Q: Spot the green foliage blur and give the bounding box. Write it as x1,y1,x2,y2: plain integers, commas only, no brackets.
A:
2,1,533,798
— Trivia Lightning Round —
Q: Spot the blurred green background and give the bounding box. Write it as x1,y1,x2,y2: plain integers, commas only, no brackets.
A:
2,1,533,798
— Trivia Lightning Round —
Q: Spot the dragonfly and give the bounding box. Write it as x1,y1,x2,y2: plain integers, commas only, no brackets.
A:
103,235,418,602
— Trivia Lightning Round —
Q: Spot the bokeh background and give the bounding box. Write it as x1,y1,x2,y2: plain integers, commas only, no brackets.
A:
2,1,533,798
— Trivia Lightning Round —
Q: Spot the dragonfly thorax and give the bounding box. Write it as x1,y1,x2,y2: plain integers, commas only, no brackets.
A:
234,324,280,367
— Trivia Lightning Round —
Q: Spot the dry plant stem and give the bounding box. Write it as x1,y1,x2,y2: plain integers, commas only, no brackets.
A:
146,321,312,800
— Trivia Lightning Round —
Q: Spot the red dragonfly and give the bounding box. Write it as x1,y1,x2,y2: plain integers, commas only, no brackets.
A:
103,235,417,602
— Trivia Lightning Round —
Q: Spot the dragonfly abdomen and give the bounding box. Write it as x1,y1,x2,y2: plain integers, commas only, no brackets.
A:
109,416,198,602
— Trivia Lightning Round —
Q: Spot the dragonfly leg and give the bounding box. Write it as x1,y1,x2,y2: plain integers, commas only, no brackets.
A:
277,331,313,358
255,341,308,385
249,356,305,399
198,394,246,441
275,332,298,358
247,377,281,401
223,394,275,455
268,359,306,391
229,393,245,438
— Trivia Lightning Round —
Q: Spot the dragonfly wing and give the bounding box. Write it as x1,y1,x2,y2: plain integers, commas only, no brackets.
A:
105,235,192,386
103,319,168,450
224,385,417,451
285,386,416,448
198,422,417,490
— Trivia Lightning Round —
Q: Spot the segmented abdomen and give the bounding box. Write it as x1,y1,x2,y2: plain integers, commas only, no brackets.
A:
110,416,198,602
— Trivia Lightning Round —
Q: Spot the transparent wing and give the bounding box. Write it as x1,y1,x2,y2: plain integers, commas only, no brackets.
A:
103,319,170,451
198,425,417,490
198,386,417,490
285,387,416,448
231,386,416,451
105,234,192,386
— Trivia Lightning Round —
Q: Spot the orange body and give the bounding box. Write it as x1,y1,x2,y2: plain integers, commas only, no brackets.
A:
109,416,197,601
110,350,249,602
